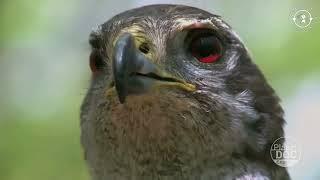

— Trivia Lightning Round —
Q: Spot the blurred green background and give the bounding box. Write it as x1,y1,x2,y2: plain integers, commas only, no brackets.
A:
0,0,319,180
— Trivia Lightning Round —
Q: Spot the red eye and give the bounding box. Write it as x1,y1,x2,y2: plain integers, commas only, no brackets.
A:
189,34,222,63
89,50,105,73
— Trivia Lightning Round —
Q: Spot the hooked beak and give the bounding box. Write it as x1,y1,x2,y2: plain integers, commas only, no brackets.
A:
111,33,196,103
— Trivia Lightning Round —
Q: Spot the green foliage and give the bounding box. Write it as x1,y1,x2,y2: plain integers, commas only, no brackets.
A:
0,0,43,45
0,116,89,180
253,24,320,80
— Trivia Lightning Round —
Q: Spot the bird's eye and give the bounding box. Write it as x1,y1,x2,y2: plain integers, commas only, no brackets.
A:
188,32,223,63
89,50,106,73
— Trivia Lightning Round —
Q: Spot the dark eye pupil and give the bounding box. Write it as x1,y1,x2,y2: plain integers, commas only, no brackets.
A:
192,37,217,57
189,34,222,63
90,50,105,73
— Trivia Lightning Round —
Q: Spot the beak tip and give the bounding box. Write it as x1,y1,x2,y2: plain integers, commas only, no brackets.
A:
115,84,126,104
118,96,125,104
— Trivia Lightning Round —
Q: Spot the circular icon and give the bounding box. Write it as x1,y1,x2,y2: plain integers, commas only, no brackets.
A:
293,10,313,28
270,137,301,167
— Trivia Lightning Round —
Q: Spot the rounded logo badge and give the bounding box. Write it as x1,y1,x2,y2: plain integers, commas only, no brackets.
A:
270,137,301,167
292,9,313,28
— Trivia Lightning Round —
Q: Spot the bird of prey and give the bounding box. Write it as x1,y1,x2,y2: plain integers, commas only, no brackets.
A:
81,4,290,180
